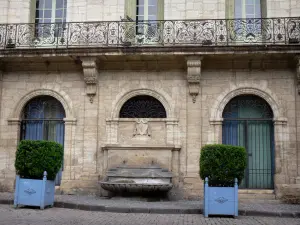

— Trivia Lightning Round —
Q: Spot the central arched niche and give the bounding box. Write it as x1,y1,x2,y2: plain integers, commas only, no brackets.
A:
103,93,180,174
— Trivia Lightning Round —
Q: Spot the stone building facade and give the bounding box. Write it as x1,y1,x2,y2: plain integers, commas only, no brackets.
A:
0,0,300,199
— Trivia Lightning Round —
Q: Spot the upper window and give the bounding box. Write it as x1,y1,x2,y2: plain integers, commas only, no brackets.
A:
227,0,266,19
235,0,261,18
119,95,167,118
35,0,67,24
125,0,163,21
136,0,158,21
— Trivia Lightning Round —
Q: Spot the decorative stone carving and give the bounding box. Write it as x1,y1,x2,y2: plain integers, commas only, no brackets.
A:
81,57,99,103
186,56,203,103
296,56,300,94
133,118,151,139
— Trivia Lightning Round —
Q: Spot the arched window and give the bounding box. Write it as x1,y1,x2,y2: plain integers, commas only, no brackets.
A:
222,95,274,189
119,95,167,118
21,95,65,185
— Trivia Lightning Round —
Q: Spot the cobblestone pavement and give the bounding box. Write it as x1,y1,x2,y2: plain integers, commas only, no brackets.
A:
0,205,299,225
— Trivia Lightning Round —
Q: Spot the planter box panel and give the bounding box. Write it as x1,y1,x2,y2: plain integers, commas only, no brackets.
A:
17,178,44,207
203,178,238,217
14,173,55,209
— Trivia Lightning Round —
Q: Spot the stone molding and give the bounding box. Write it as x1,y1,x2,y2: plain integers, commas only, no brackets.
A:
210,86,282,120
186,56,203,103
111,88,176,119
296,56,300,94
9,88,75,121
81,57,99,103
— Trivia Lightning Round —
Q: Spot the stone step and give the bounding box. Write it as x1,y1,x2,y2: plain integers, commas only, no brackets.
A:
239,192,276,200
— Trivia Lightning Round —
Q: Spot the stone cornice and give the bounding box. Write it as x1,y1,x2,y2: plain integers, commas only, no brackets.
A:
186,56,203,103
80,57,100,103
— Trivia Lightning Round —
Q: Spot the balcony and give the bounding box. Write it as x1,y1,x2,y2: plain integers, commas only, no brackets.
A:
0,17,299,54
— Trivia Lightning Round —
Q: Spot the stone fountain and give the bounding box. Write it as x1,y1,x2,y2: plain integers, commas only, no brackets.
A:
100,162,173,194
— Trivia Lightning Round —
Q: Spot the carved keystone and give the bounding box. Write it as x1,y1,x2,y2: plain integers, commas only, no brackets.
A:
186,56,203,103
81,57,99,103
296,56,300,94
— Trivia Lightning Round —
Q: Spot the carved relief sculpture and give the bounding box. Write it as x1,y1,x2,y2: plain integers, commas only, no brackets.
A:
133,118,151,139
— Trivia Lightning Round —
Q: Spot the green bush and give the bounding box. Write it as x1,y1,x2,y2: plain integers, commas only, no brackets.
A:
15,140,63,180
199,144,247,187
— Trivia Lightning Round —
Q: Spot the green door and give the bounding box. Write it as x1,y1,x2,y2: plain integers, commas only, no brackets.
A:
222,95,274,189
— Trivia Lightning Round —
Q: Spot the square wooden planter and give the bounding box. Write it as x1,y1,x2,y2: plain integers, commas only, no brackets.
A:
14,171,55,209
203,177,238,217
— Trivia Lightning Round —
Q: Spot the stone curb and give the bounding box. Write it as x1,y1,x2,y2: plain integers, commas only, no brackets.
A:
0,199,299,218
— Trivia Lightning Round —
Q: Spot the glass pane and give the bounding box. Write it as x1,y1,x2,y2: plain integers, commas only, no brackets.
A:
137,0,144,6
246,5,254,15
44,18,51,23
56,0,63,8
148,6,157,15
64,0,67,7
55,19,62,23
148,15,157,21
235,0,242,18
36,0,44,9
148,0,157,6
255,1,261,17
246,0,254,4
44,10,52,18
137,6,144,15
56,9,63,18
137,16,144,21
44,0,52,9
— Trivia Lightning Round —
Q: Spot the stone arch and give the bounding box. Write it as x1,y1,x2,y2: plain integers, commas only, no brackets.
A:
112,89,175,119
11,89,75,120
210,86,283,121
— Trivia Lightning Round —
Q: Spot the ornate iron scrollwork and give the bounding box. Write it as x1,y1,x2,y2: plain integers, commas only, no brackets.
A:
0,17,299,48
119,95,167,118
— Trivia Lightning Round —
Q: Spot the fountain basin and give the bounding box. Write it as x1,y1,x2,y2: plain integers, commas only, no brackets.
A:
100,164,173,194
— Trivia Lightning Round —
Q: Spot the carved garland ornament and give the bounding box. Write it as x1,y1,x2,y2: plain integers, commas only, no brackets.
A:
186,56,203,103
81,57,99,103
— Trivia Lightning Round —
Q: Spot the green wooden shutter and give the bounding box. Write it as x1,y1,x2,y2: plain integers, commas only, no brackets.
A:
226,0,235,19
30,0,36,23
124,0,136,43
125,0,136,20
157,0,164,21
260,0,267,18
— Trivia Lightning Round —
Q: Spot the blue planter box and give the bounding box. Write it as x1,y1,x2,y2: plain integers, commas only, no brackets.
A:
203,177,238,217
14,171,55,209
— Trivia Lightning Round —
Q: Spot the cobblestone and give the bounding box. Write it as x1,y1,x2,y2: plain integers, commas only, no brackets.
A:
0,204,299,225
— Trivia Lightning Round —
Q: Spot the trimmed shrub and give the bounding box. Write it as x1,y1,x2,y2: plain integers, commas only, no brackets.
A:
15,140,63,180
199,144,247,187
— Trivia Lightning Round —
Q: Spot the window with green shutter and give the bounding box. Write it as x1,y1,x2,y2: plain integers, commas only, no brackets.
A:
226,0,266,19
124,0,164,43
35,0,67,38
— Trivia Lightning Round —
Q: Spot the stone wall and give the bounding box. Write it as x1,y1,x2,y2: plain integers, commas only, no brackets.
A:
0,58,298,198
1,0,300,24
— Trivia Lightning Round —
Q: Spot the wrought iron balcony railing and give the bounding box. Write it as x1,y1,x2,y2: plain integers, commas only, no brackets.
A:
0,17,299,49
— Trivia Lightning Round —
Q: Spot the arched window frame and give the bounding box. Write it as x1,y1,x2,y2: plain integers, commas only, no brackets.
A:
119,95,167,118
